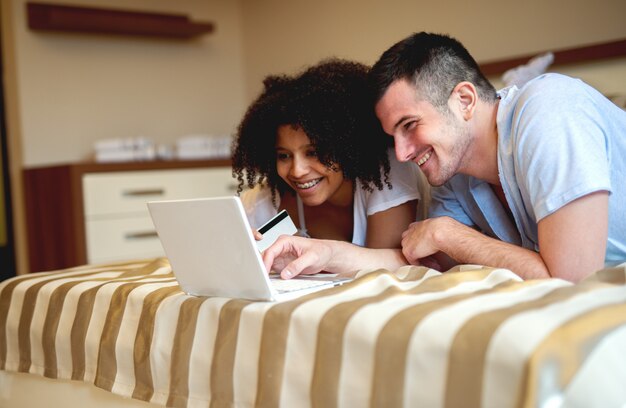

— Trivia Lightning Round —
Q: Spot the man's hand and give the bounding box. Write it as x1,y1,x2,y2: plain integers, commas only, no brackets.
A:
262,235,334,279
401,217,448,264
262,236,411,279
400,197,608,282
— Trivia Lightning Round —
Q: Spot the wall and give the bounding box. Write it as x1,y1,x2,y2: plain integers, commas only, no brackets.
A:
240,0,626,100
9,0,247,167
2,0,248,273
9,0,626,167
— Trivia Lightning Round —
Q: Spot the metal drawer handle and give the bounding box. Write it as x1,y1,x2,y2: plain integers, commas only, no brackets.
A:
125,231,159,240
122,188,165,197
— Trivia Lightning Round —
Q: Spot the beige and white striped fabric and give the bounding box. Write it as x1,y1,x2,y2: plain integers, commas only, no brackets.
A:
1,258,625,407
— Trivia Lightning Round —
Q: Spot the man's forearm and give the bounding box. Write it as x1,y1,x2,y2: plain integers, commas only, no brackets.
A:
326,241,409,276
434,219,550,279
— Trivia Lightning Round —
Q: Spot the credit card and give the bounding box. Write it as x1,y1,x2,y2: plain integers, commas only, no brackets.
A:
256,209,298,252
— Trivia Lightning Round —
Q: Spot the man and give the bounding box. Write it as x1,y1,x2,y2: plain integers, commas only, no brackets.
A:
263,32,626,282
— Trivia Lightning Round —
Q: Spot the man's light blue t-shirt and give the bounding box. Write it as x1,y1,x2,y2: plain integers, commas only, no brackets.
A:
430,73,626,266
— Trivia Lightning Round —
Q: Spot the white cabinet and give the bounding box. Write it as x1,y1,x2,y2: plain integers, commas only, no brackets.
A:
23,160,235,272
82,167,237,264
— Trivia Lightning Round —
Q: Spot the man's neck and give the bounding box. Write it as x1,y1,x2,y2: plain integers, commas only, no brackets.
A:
462,99,500,185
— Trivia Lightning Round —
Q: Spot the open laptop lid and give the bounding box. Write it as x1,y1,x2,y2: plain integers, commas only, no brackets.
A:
147,196,276,300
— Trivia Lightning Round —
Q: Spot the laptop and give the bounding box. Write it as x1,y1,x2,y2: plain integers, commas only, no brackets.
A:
147,196,350,301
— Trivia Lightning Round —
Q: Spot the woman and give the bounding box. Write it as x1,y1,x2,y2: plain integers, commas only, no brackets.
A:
232,59,424,248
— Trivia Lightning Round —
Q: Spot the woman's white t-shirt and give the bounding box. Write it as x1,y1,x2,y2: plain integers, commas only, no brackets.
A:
241,149,427,246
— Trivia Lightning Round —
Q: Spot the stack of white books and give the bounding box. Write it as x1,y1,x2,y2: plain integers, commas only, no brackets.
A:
176,134,232,160
94,137,156,162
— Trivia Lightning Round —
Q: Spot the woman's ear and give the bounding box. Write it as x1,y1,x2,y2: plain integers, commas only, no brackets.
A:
450,82,477,120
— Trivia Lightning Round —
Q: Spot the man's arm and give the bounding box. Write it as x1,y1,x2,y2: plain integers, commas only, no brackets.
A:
537,191,608,282
401,217,550,279
262,236,409,279
401,192,609,281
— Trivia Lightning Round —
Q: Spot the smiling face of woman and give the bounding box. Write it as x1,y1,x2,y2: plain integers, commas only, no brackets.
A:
275,125,352,207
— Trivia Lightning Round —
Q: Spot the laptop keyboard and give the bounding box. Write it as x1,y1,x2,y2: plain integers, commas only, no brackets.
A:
270,278,332,294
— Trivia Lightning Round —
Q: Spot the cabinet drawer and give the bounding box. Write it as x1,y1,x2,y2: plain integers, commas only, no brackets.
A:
82,167,236,217
85,216,165,264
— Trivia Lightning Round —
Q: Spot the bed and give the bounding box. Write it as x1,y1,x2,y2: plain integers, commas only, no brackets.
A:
1,258,625,407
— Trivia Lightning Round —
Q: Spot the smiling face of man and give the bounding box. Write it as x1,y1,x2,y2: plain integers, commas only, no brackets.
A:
375,79,473,187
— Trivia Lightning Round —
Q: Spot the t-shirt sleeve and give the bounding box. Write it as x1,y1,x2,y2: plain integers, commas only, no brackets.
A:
512,77,612,221
365,150,422,216
428,180,475,227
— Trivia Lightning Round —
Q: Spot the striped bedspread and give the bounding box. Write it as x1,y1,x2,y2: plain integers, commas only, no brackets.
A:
1,259,625,408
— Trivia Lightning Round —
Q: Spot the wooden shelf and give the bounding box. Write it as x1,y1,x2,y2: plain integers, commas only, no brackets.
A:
26,2,214,39
479,38,626,76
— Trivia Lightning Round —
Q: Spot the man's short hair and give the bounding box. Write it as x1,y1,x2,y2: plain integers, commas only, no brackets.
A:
370,32,497,109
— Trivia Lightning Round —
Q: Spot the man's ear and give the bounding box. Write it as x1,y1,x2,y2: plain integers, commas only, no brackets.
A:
450,82,477,120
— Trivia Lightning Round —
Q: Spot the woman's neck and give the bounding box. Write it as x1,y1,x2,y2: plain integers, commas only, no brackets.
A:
326,179,354,207
280,186,354,242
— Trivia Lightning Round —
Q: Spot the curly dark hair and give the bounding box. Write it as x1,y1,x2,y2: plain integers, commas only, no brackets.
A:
232,58,393,203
